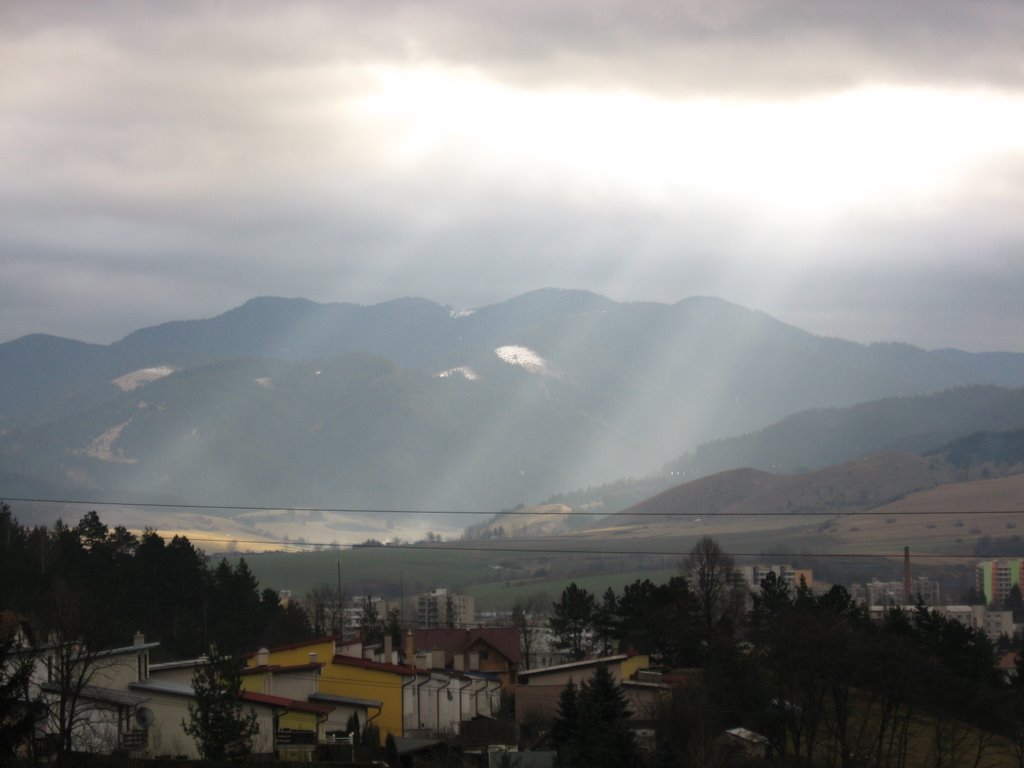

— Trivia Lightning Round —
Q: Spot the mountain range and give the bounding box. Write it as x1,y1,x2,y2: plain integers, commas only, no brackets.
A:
2,289,1024,517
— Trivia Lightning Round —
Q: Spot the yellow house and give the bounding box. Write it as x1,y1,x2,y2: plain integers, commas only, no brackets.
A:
245,637,415,744
238,662,329,744
320,655,417,742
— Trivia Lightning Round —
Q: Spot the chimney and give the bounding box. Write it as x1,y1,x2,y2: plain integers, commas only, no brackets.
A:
256,647,270,667
904,546,911,606
133,631,145,647
405,630,415,662
384,635,393,664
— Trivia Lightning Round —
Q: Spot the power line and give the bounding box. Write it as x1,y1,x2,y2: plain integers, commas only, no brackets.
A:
4,496,1023,517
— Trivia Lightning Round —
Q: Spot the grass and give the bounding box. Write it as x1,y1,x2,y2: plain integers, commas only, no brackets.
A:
232,542,679,612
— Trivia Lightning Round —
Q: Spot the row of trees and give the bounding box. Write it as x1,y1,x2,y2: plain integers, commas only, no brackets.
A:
0,504,309,658
541,537,1024,768
545,537,745,666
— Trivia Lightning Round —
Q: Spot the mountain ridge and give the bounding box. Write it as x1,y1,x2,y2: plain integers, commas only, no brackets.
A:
4,291,1024,514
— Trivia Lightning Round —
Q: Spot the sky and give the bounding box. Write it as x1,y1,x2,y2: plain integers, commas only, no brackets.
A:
2,0,1023,352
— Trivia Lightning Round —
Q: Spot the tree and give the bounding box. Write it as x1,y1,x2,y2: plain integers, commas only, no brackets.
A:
0,630,36,760
39,574,130,763
593,588,620,656
359,596,383,645
183,646,259,761
615,577,698,665
385,607,403,650
304,583,345,636
551,681,582,768
682,537,746,663
512,593,548,670
550,583,595,660
1005,584,1024,622
552,666,637,768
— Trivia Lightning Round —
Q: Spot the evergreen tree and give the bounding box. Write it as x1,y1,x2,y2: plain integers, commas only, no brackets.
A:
552,666,637,768
0,632,35,760
183,646,259,761
593,587,620,656
550,583,596,660
551,680,582,768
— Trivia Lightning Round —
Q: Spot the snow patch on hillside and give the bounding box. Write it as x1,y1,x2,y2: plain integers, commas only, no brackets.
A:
450,308,475,319
112,366,174,392
78,420,138,464
495,345,548,373
436,366,479,381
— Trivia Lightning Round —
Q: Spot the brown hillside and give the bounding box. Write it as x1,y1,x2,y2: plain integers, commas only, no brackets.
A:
613,467,780,525
830,472,1024,559
588,453,967,542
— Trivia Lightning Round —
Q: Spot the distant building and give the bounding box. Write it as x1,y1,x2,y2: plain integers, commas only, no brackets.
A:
862,577,940,607
866,604,1016,642
738,564,813,592
415,589,475,629
976,559,1024,607
343,596,403,641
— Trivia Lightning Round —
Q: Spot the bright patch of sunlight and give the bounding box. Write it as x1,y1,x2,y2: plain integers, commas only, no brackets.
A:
355,65,1024,220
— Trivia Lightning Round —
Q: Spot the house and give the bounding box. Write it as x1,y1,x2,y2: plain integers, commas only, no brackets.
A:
136,658,342,760
409,627,522,688
126,676,277,759
242,635,502,741
240,636,410,742
31,632,160,757
514,654,651,725
718,727,770,763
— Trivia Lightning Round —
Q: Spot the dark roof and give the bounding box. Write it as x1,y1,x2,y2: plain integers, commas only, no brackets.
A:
517,655,630,678
41,682,148,707
240,662,322,676
330,655,419,676
411,628,521,665
310,692,383,709
130,680,194,698
241,691,334,714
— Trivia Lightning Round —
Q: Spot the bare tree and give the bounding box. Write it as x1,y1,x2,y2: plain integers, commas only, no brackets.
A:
304,583,345,637
681,537,746,663
39,579,139,763
511,593,548,670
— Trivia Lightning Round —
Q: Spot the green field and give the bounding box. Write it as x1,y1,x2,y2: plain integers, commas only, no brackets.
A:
464,569,679,612
231,543,678,612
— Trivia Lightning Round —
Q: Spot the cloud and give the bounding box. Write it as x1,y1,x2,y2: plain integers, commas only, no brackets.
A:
0,0,1022,351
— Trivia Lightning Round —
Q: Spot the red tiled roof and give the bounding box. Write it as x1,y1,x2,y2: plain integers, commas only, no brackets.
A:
241,691,334,714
